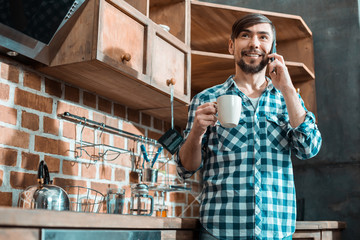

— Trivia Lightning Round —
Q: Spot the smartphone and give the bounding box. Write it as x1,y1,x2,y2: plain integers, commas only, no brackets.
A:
270,40,276,62
270,40,276,73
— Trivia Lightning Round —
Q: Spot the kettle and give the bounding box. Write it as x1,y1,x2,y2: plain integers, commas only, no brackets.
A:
18,160,70,211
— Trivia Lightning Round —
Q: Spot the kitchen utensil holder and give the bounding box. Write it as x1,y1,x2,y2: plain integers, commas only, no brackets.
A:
59,112,160,165
64,186,105,213
142,168,158,184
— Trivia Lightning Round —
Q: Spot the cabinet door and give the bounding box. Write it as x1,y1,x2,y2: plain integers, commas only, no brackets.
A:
99,0,147,75
151,32,189,102
0,228,40,240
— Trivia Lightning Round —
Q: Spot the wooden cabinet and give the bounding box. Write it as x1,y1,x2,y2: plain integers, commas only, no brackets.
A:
0,207,346,240
293,221,346,240
39,0,191,127
189,1,318,123
0,207,199,240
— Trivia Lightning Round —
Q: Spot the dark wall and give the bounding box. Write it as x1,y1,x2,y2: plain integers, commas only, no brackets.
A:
201,0,360,239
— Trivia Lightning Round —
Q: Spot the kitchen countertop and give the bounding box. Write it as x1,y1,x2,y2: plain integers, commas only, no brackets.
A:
0,206,346,231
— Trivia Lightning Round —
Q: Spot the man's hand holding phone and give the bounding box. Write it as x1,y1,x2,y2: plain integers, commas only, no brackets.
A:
268,53,294,94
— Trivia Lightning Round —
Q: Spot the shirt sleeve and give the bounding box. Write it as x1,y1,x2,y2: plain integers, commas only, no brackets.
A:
175,95,206,180
288,97,322,160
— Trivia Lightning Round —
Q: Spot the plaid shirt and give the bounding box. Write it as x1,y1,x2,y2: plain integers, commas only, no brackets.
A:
176,76,322,240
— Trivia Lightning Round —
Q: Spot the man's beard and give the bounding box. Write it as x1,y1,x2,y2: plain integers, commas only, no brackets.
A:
237,50,269,74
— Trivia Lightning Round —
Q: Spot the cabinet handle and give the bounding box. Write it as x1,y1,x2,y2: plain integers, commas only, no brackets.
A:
121,53,131,62
166,78,176,86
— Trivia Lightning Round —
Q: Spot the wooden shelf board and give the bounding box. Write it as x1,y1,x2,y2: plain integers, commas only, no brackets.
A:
191,0,312,54
191,51,315,94
286,61,315,82
38,60,188,128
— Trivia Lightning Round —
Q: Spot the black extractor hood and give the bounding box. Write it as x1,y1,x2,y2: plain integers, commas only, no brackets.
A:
0,0,87,65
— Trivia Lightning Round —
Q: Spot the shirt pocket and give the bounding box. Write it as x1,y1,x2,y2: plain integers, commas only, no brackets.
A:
215,118,248,152
265,113,290,151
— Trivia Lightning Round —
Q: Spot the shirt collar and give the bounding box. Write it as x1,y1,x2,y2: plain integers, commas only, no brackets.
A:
223,75,277,95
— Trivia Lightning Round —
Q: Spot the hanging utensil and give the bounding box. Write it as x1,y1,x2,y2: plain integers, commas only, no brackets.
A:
150,146,163,168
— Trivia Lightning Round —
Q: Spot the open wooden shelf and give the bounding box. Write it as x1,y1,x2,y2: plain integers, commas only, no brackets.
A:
191,1,312,54
191,50,315,94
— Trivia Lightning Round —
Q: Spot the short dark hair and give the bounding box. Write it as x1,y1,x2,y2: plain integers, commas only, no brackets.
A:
231,13,276,42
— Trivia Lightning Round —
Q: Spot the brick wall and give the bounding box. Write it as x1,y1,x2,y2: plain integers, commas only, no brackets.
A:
0,57,201,218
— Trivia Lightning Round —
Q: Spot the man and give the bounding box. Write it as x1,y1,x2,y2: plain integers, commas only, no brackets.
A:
176,14,322,240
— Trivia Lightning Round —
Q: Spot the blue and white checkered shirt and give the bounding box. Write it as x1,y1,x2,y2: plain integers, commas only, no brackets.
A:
176,75,322,240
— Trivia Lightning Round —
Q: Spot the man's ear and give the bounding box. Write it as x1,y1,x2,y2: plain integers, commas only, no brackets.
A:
228,39,234,55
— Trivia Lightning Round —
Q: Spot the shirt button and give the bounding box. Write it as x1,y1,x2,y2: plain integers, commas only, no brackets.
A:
255,186,260,193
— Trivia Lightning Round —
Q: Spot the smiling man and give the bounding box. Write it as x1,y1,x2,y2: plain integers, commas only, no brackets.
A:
176,14,322,240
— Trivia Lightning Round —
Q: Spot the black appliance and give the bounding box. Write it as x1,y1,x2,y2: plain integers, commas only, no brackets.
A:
0,0,87,64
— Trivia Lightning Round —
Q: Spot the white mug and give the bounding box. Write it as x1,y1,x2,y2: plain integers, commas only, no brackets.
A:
216,94,242,128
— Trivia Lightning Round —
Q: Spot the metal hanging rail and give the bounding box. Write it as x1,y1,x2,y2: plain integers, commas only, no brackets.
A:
59,112,158,145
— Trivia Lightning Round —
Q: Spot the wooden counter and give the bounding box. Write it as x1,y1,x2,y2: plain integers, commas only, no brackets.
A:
0,207,345,239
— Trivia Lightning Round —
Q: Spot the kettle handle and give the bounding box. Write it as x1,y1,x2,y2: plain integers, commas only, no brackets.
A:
43,163,50,184
38,161,51,185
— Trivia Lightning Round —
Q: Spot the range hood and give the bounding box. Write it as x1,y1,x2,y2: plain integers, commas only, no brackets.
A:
0,0,87,65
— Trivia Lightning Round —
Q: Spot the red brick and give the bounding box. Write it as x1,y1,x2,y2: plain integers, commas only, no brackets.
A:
111,153,131,168
114,103,126,119
82,127,94,143
21,111,39,131
0,82,10,101
99,165,112,180
15,88,53,113
83,91,96,108
1,63,19,83
186,206,193,218
192,204,200,218
10,171,37,189
0,126,29,148
169,192,187,203
127,108,139,123
0,192,12,206
34,136,69,156
45,77,62,98
153,118,163,131
44,155,60,173
43,116,59,136
148,130,162,142
141,113,151,127
113,135,125,149
57,101,88,118
0,148,17,167
23,71,41,91
175,206,183,217
90,182,117,197
52,178,87,190
0,169,3,186
97,132,110,145
98,97,111,114
93,112,118,128
63,121,76,139
0,105,17,125
114,168,125,182
81,163,97,179
63,160,78,176
21,152,40,171
64,85,80,103
122,122,145,137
